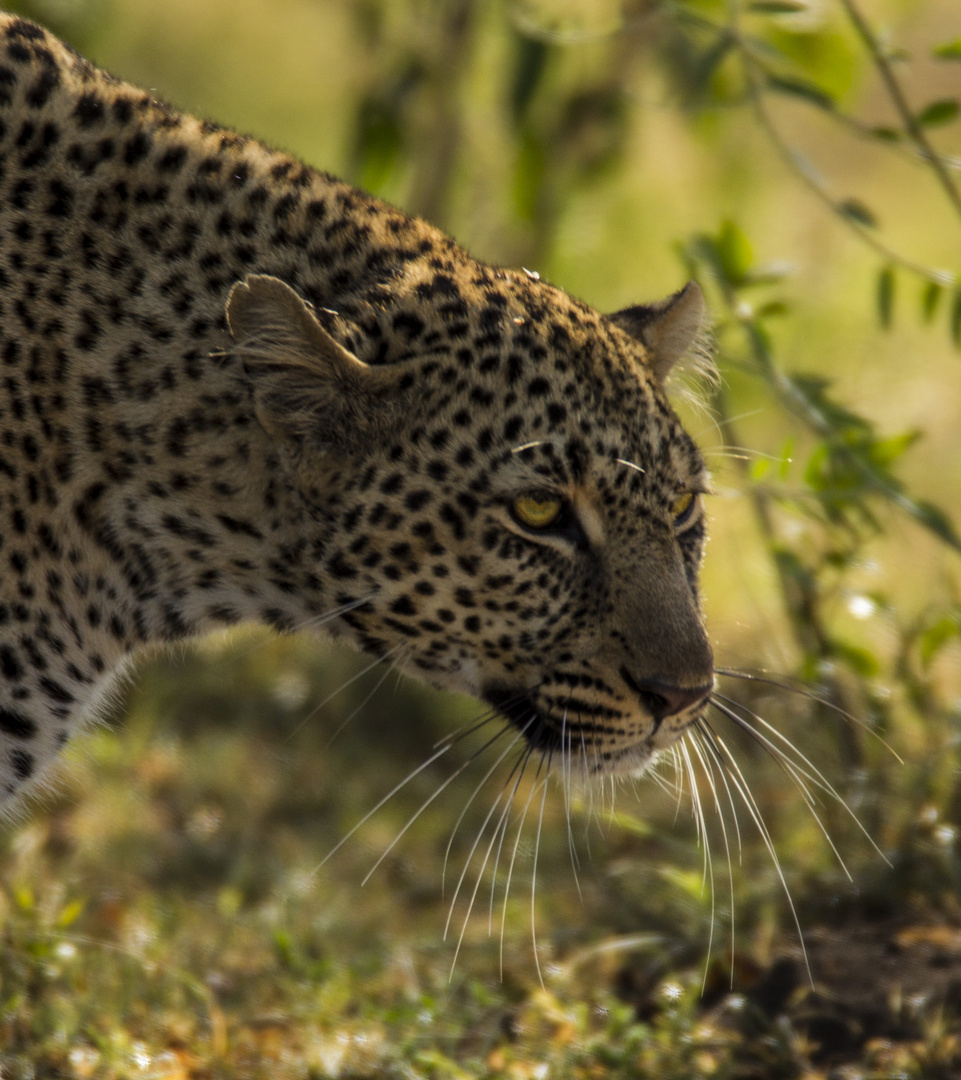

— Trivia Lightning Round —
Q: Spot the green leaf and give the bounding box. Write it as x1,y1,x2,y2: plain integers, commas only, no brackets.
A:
919,613,960,667
916,99,959,127
749,0,809,12
352,93,405,194
838,198,878,228
715,219,754,286
908,499,961,551
512,129,546,223
830,638,879,677
868,430,919,469
749,457,770,481
510,33,549,127
56,897,85,929
922,281,942,323
766,74,835,111
691,34,736,99
934,38,961,61
952,288,961,347
877,265,895,329
869,126,902,142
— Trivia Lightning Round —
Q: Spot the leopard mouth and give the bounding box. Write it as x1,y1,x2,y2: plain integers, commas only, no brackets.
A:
484,685,649,766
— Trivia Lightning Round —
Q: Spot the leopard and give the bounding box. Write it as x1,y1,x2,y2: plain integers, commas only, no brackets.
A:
0,12,714,812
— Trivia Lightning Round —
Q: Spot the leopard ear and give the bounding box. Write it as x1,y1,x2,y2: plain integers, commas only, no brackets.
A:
226,275,408,453
608,281,705,384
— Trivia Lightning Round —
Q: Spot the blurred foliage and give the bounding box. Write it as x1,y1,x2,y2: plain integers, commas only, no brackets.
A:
2,0,961,1076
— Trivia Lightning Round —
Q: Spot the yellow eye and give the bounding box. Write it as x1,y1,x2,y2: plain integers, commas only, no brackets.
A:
671,490,696,525
512,493,564,529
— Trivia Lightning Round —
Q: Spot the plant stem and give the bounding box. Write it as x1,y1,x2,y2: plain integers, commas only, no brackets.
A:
837,0,961,223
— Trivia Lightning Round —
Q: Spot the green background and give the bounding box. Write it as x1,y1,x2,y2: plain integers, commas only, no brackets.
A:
1,0,960,1076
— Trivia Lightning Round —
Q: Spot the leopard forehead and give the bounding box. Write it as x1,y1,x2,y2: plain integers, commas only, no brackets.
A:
0,13,714,808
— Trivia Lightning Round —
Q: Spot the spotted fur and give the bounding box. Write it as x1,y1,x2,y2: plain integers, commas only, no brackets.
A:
0,14,714,808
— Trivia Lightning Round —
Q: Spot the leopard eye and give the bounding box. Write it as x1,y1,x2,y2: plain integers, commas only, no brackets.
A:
671,490,696,527
512,493,564,530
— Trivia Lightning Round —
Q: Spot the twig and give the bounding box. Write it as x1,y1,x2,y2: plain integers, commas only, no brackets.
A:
837,0,961,223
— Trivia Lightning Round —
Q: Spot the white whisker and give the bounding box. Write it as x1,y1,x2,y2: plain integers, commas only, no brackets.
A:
292,591,379,634
362,724,511,887
615,458,645,475
499,752,544,977
283,643,406,746
312,740,456,875
716,668,903,762
530,769,551,989
442,731,528,928
703,728,813,985
711,693,887,866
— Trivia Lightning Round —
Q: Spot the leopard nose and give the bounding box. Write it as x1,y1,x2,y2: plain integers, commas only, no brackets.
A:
641,679,711,721
621,669,712,721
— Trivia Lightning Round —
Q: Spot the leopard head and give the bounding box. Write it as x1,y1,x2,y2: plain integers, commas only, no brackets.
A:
226,271,713,776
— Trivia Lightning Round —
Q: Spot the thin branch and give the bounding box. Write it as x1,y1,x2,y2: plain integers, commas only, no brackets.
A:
738,45,956,286
837,0,961,222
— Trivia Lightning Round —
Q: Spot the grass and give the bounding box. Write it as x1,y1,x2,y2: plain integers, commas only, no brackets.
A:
2,0,961,1076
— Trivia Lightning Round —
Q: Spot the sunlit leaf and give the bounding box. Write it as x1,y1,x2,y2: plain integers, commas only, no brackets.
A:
921,281,942,323
691,34,737,100
56,898,85,929
830,638,880,677
919,612,961,667
916,99,959,127
877,265,895,328
352,92,406,194
750,457,770,481
716,219,754,284
510,32,549,127
934,38,961,61
512,129,545,222
749,0,809,12
838,198,878,228
868,430,919,469
767,74,835,111
907,498,961,550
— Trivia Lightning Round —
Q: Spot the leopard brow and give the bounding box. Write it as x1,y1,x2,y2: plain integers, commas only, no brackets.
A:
507,441,572,486
514,443,655,482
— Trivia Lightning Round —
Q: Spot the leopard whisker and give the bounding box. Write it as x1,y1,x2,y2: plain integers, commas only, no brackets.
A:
314,704,505,877
710,692,887,865
559,707,584,900
489,745,533,933
497,747,544,978
442,726,530,926
322,645,411,747
698,722,814,985
440,698,539,889
715,667,902,762
361,721,514,888
446,772,516,965
686,729,739,988
290,590,379,634
708,697,853,874
278,642,407,746
312,738,457,875
615,457,645,475
530,764,552,989
679,737,717,983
